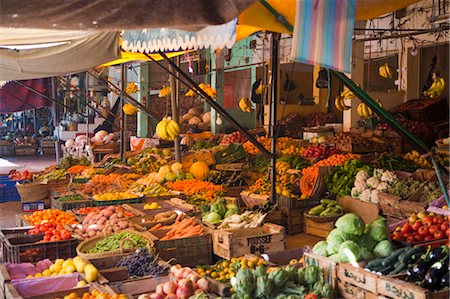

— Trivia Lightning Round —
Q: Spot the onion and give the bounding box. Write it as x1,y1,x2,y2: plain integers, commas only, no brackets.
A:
181,267,192,278
196,278,209,291
149,293,164,299
187,272,200,283
162,282,177,295
164,295,177,299
170,264,181,275
178,278,193,290
174,268,185,280
176,286,192,299
155,284,165,296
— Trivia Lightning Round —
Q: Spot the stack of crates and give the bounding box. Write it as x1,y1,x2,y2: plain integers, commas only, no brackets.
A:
0,176,21,203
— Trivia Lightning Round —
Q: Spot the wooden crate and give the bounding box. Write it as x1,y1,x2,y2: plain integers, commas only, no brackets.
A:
338,196,380,223
0,263,10,299
282,207,307,235
337,263,379,294
303,252,337,289
337,280,380,299
15,146,36,156
212,223,285,260
265,210,283,226
377,275,449,299
109,276,170,298
149,229,212,267
0,145,14,157
304,218,335,238
240,191,269,208
215,163,244,171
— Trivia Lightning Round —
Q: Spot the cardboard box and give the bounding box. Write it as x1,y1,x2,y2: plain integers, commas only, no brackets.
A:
338,196,380,223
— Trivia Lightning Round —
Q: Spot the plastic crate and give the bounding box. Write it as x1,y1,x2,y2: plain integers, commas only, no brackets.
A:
92,196,144,207
51,196,93,210
0,228,78,263
21,201,45,212
0,177,22,202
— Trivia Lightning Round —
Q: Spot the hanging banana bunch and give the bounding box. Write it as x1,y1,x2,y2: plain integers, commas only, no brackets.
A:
158,85,171,98
123,103,139,115
156,117,180,141
255,82,266,95
357,99,383,119
378,63,393,79
239,97,254,113
185,83,217,99
334,96,351,111
125,82,139,94
423,76,445,98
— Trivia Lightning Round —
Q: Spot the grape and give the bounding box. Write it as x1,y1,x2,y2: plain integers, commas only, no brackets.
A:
116,247,168,277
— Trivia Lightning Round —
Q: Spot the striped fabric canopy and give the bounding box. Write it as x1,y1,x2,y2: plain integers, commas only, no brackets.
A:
291,0,356,73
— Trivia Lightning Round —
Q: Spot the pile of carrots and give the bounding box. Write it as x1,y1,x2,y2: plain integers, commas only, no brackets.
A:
66,165,90,175
166,180,223,196
302,153,360,176
150,216,205,240
90,173,121,184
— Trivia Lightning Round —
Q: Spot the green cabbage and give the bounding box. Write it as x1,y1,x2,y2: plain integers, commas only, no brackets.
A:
211,202,226,217
335,213,365,236
368,222,388,242
372,240,394,257
338,240,361,263
357,234,378,252
360,247,375,261
328,254,341,262
312,241,329,257
202,211,222,224
326,229,349,254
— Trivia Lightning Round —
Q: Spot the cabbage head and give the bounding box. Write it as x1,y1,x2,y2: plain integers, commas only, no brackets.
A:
202,211,222,224
335,213,365,236
372,240,394,257
328,254,341,262
368,222,388,242
360,247,375,261
326,229,349,254
357,234,378,252
338,240,361,263
312,241,329,257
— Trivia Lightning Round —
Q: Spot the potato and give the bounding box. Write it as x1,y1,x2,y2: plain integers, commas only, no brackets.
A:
102,209,113,218
110,213,118,220
118,221,128,229
116,212,124,219
88,231,96,238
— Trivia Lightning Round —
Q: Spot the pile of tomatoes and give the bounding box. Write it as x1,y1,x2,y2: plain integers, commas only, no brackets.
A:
392,211,449,243
8,169,33,180
24,209,78,226
28,222,72,242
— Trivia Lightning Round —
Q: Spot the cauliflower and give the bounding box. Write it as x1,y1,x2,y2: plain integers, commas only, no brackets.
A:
351,187,361,198
376,182,389,191
370,189,380,203
355,170,369,183
354,180,368,192
373,169,385,179
360,189,372,202
366,177,380,189
381,171,397,183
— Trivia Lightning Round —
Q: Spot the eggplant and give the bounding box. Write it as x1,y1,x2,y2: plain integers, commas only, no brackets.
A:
406,247,448,282
442,271,449,287
423,257,449,290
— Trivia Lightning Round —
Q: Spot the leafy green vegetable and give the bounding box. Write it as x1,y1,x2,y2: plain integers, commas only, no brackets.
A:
357,234,378,252
335,213,365,236
368,222,388,242
338,240,361,263
326,229,350,254
360,247,375,261
372,240,394,257
312,241,329,257
202,211,222,224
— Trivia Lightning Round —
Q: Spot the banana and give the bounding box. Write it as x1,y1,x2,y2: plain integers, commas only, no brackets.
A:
123,103,138,115
255,82,263,95
385,63,392,78
376,99,384,109
424,76,445,98
126,82,138,94
239,97,253,113
340,89,354,99
357,103,373,119
378,63,392,79
335,96,344,111
158,86,171,98
156,118,180,141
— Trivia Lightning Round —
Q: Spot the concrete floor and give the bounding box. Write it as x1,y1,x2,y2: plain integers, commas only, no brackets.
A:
0,154,56,174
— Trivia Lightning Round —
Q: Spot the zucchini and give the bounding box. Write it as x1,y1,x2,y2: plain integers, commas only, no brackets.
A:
389,262,407,275
379,265,395,275
368,264,385,272
399,246,426,264
320,199,336,206
382,247,409,266
367,258,384,269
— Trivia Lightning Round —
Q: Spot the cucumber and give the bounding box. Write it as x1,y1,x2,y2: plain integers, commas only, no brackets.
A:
367,264,385,272
367,258,384,269
308,205,326,215
320,199,336,206
388,262,407,275
319,207,334,216
399,246,426,264
379,265,395,275
382,247,409,266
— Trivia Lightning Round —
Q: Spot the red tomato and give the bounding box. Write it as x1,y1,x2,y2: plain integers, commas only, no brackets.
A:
434,230,445,239
429,224,439,235
433,215,444,224
424,235,434,241
441,221,449,232
50,235,61,242
392,231,402,241
401,223,412,234
446,228,450,238
43,235,51,242
422,217,433,227
406,236,415,243
418,226,429,236
51,229,58,236
412,221,422,231
414,234,424,241
304,294,317,299
39,226,47,233
60,230,71,240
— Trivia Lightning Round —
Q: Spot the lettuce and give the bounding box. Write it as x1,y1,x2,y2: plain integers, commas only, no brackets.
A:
326,229,349,255
357,234,378,251
312,241,329,257
338,240,361,263
372,240,394,257
360,247,375,261
335,213,365,236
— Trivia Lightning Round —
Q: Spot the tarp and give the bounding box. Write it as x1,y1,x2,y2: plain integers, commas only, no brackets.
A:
99,51,190,67
0,0,256,31
0,78,51,112
0,32,120,80
0,28,92,46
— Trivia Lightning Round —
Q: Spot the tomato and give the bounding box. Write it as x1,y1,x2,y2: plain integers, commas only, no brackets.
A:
60,230,71,240
304,294,317,299
418,226,429,236
441,221,449,232
447,228,450,238
434,230,445,239
433,215,444,224
421,216,433,227
50,235,61,242
429,224,439,235
424,235,434,241
401,223,412,234
39,226,47,232
392,231,402,240
43,235,51,242
414,234,424,241
406,236,415,243
412,221,422,231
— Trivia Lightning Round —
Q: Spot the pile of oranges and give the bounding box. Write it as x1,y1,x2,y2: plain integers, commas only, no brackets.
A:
57,290,127,299
24,209,78,226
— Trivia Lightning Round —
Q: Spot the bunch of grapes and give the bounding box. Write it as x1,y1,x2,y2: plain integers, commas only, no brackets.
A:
116,247,168,277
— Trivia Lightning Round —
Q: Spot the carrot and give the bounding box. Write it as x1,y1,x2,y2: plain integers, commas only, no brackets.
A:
150,223,162,231
175,213,183,222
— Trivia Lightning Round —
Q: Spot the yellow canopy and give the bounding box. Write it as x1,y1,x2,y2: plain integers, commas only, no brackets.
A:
237,0,422,39
100,50,188,67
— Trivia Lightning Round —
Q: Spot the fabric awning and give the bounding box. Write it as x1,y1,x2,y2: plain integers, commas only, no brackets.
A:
0,32,120,81
0,78,51,113
99,51,190,67
0,28,92,46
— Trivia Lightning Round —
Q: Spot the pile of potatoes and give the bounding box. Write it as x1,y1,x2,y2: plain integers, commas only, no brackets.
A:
74,206,134,239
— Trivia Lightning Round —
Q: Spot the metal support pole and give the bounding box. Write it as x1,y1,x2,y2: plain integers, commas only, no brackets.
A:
331,70,449,205
148,52,272,158
170,58,181,162
120,64,127,160
269,33,280,205
85,72,90,143
51,77,60,164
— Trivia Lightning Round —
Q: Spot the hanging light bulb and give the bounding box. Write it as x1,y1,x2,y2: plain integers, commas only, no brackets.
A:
216,113,222,125
410,39,419,56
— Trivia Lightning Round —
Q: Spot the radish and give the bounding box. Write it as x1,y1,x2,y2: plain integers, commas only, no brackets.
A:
162,281,177,295
176,286,192,299
197,278,209,291
155,284,166,296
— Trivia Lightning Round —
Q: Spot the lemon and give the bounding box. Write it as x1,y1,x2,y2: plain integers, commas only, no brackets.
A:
26,275,33,278
65,265,76,273
42,269,52,277
76,280,87,287
55,259,64,266
62,259,74,269
34,273,43,277
50,264,62,273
